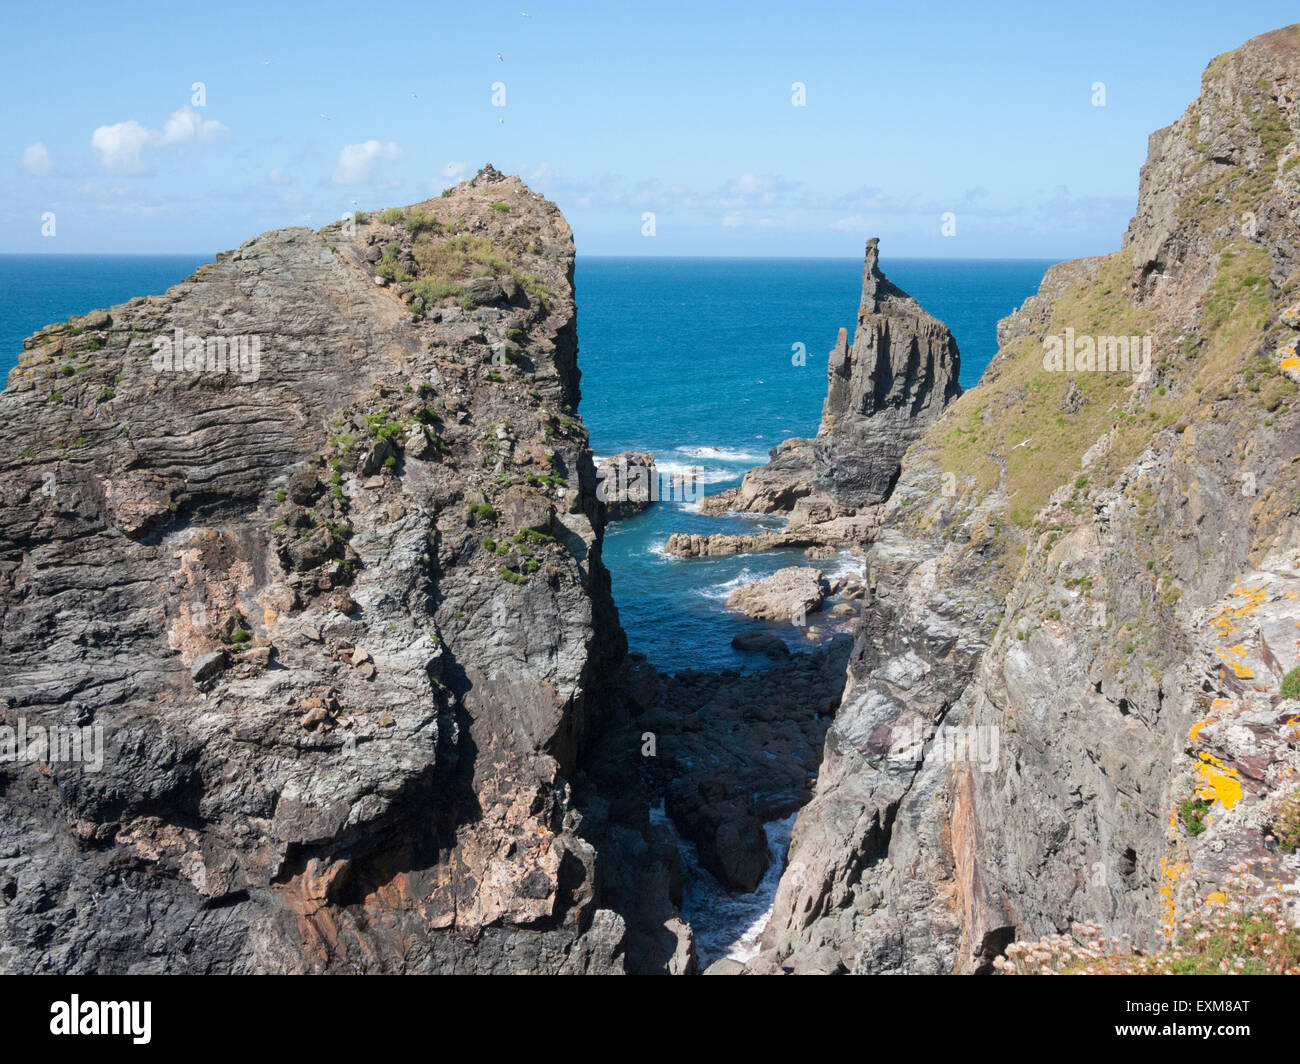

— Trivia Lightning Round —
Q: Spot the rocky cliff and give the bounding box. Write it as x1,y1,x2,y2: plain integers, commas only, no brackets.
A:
0,166,691,974
744,24,1300,973
6,25,1300,980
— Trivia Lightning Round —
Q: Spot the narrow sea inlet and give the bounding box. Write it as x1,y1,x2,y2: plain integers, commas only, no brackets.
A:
575,255,1051,672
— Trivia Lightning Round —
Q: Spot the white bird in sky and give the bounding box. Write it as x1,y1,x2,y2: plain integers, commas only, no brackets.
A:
411,91,418,98
497,52,504,61
320,113,330,120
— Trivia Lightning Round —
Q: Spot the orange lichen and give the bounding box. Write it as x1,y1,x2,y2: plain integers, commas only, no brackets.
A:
1159,852,1189,931
1195,752,1243,809
1228,586,1267,614
1216,651,1255,679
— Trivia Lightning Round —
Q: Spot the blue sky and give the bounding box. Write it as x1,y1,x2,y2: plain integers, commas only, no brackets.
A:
2,1,1296,258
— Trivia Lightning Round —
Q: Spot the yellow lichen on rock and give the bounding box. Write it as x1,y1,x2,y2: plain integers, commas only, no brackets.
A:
1195,751,1243,809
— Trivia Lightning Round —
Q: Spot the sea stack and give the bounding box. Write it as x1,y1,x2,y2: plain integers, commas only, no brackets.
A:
814,238,962,506
679,239,961,550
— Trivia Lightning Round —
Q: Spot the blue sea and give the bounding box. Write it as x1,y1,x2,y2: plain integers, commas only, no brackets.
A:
577,257,1052,671
0,253,1052,673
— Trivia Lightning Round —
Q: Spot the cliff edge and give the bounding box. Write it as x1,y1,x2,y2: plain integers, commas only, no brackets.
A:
0,167,690,973
745,24,1300,974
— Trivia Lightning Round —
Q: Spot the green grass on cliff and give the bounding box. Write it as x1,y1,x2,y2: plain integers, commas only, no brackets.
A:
363,199,559,316
407,232,553,312
1281,666,1300,700
934,255,1158,526
933,238,1295,528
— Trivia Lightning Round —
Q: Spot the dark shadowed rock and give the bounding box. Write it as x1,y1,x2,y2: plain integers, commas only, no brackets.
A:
731,631,791,658
596,451,657,521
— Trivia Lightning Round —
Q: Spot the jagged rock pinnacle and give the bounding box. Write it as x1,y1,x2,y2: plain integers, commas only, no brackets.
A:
819,238,962,505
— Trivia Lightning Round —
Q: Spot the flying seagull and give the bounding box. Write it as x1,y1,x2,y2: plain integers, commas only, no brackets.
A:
411,91,418,98
320,113,330,120
497,52,504,61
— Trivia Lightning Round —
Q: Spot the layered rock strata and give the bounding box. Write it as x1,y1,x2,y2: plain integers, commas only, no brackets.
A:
0,168,690,974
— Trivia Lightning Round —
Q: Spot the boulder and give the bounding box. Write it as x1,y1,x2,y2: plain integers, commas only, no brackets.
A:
725,566,826,622
730,631,791,659
190,649,228,683
596,452,657,520
465,276,505,305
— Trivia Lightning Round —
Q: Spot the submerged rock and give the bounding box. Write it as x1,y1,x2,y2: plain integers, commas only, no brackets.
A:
731,631,792,658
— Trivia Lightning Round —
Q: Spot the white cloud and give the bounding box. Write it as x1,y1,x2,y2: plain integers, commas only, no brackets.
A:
21,142,53,176
719,172,797,208
430,160,469,193
333,140,401,185
721,212,742,228
160,106,226,145
830,215,869,231
91,120,156,174
91,106,227,174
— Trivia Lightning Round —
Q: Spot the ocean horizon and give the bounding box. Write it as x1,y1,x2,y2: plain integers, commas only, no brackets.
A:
0,250,1053,671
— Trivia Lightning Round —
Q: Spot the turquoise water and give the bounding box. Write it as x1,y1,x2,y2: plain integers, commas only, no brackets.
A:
0,253,1052,672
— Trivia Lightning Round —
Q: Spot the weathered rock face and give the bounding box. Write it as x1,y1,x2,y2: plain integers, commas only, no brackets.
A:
748,24,1300,974
814,239,962,506
0,168,689,973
